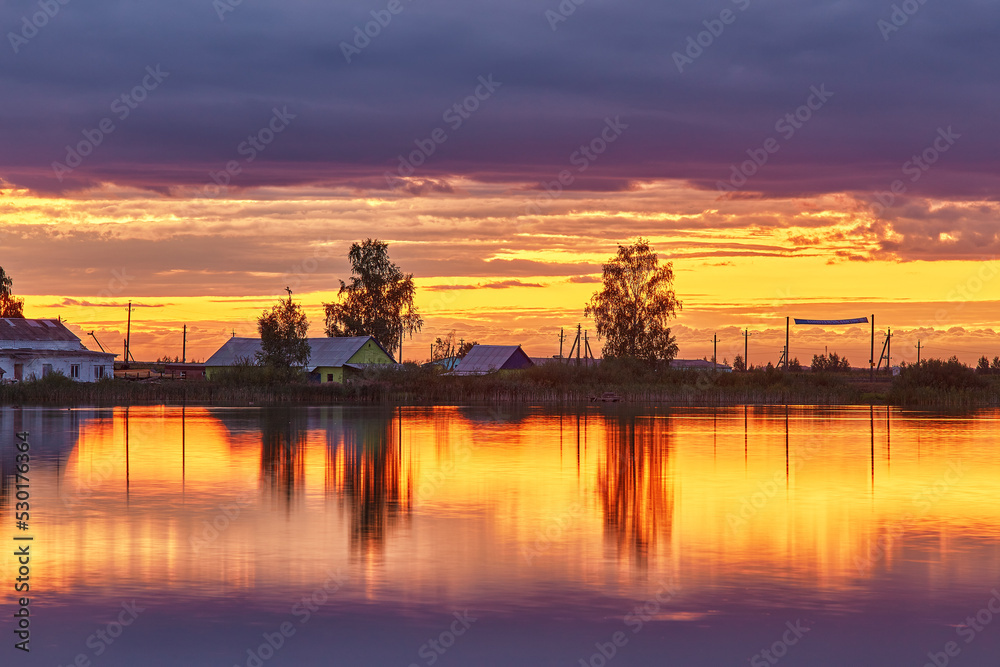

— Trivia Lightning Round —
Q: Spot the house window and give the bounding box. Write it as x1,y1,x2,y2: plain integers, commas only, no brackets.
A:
327,374,334,382
42,364,53,377
95,366,106,379
71,364,80,379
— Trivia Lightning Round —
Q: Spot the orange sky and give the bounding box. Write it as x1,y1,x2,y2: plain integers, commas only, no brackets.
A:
3,181,999,365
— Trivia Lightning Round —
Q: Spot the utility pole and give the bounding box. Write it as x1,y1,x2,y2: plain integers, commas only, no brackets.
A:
915,340,921,365
559,328,565,360
784,316,790,372
742,329,751,371
182,324,187,363
870,314,875,381
712,334,718,372
565,326,579,364
125,300,133,367
887,327,892,374
576,323,582,367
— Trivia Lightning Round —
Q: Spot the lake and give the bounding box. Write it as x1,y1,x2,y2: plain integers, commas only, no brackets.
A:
1,405,999,666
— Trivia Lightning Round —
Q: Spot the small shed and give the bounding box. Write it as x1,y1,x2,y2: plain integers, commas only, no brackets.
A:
671,359,733,373
204,336,396,383
425,356,461,371
453,344,534,375
162,363,207,380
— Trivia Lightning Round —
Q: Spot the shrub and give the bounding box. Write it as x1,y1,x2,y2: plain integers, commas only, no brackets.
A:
894,357,986,391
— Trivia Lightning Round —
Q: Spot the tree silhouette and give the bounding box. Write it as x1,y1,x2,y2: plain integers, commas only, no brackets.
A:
0,267,24,318
585,239,681,362
324,239,422,359
257,294,310,369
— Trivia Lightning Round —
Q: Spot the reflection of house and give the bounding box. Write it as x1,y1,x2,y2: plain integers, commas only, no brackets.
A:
204,336,396,383
453,344,534,375
0,319,115,382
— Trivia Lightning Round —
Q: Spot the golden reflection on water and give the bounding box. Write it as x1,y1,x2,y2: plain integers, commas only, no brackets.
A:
1,405,999,611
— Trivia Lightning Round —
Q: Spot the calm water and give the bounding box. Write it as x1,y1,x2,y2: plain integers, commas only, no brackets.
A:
2,405,999,666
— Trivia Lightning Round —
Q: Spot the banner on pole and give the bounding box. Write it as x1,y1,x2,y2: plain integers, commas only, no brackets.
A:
793,317,869,325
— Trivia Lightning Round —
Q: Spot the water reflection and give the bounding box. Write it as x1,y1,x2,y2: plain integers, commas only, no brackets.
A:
259,407,307,505
1,404,998,624
325,408,412,556
598,411,675,566
0,407,96,515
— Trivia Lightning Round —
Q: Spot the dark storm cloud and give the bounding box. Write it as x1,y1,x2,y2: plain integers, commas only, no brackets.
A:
1,0,998,198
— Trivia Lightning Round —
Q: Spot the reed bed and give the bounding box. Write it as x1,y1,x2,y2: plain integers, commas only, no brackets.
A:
2,359,997,407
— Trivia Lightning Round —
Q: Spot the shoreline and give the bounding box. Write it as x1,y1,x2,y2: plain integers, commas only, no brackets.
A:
4,368,999,409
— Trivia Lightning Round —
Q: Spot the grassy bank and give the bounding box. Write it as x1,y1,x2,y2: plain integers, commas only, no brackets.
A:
5,359,998,407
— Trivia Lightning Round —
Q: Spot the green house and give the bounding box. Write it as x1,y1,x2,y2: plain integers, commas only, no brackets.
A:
204,336,396,383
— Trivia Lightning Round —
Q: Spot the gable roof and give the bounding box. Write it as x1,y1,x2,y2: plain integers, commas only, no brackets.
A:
205,336,394,369
308,336,394,367
0,318,80,342
454,344,534,375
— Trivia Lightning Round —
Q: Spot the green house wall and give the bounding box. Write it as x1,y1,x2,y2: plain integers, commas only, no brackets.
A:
314,366,346,384
347,339,395,366
206,339,394,384
316,340,394,384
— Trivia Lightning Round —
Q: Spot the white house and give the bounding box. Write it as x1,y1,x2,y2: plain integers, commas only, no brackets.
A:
0,318,116,383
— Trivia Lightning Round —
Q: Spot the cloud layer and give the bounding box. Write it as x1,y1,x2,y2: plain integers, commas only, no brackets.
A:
1,0,998,202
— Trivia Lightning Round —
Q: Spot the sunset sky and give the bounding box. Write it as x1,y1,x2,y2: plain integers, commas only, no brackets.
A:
2,0,999,365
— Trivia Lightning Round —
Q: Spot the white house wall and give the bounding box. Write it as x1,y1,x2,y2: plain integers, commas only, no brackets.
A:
0,355,112,383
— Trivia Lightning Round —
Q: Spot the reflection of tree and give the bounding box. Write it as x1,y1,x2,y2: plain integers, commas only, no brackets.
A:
325,408,412,556
260,408,307,505
598,412,675,565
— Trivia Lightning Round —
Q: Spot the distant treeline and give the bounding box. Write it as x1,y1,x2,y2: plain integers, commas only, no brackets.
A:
3,357,999,408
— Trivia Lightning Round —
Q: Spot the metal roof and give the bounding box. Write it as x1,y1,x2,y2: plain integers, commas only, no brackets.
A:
0,349,114,360
205,336,393,369
672,359,732,371
454,345,533,375
0,318,81,342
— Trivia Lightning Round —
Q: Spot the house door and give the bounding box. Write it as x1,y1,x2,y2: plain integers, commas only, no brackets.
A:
14,364,22,381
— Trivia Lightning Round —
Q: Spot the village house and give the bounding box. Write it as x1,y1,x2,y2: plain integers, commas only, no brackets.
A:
0,318,116,383
204,335,396,383
453,344,534,375
671,358,733,373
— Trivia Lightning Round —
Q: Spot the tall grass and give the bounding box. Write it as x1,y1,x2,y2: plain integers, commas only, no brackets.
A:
1,359,996,407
